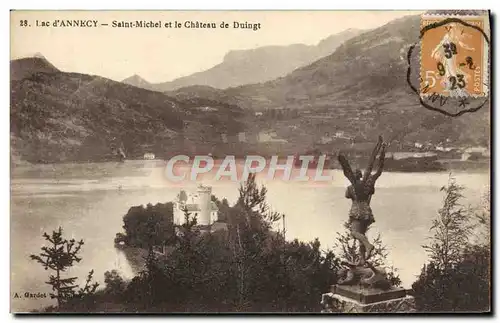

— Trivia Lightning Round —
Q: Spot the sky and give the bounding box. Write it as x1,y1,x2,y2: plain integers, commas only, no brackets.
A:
11,10,421,83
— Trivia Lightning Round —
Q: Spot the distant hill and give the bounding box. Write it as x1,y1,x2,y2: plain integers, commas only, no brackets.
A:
10,57,246,163
122,74,155,91
10,54,59,81
167,85,234,104
123,28,363,91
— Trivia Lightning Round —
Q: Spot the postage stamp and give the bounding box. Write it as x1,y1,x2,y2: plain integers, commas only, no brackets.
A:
420,14,490,97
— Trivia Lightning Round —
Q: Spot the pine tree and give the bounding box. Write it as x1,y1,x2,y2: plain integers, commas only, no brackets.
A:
30,227,98,307
230,173,283,309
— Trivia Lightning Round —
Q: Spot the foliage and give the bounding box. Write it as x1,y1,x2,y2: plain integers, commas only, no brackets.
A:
422,175,473,271
412,244,490,312
104,270,128,298
178,190,188,203
412,177,491,312
120,174,341,312
121,202,175,249
30,227,98,307
334,222,402,287
212,195,231,222
472,188,490,246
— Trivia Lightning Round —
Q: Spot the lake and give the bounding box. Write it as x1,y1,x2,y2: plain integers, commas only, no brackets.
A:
10,160,490,312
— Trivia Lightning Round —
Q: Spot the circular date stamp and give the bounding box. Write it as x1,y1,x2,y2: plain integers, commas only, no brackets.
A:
406,12,490,116
420,14,489,97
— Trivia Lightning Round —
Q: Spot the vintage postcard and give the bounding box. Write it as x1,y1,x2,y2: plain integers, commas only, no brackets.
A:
10,10,491,314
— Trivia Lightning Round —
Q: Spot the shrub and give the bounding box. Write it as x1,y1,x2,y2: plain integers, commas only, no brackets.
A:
412,176,491,312
121,202,175,248
104,270,127,298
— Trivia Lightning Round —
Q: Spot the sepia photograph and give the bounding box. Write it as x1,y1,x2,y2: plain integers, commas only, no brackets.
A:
9,9,491,314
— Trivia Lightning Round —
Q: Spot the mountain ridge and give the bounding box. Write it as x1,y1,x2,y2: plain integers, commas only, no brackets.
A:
10,56,59,81
10,57,246,163
123,28,364,91
168,14,488,148
10,14,489,164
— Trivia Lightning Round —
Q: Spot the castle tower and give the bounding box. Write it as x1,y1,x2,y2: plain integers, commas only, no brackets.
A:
197,185,212,225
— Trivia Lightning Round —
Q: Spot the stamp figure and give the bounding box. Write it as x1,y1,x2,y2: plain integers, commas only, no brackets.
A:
420,15,489,97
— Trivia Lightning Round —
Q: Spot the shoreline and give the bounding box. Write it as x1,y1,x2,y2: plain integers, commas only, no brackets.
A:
11,158,490,171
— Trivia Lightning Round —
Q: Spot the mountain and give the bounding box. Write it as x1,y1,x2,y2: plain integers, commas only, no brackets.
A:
315,28,364,57
10,54,59,81
176,14,488,148
166,17,420,110
122,74,155,91
123,28,363,91
10,15,489,164
10,57,246,163
219,15,421,110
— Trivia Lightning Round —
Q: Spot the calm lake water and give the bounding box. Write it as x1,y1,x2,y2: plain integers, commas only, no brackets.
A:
10,160,490,311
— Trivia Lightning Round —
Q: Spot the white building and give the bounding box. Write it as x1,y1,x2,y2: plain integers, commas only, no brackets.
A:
435,145,445,151
258,131,288,143
461,146,490,161
143,153,155,160
173,185,219,226
320,136,333,144
333,131,352,140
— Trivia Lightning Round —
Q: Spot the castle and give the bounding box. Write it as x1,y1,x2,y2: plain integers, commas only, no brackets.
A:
173,185,219,226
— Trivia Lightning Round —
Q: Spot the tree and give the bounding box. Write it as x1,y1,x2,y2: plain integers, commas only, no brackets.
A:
112,177,342,312
177,206,198,246
422,174,473,271
236,173,281,227
178,190,188,203
472,188,490,247
228,173,283,309
212,196,231,222
30,227,98,307
104,270,127,297
412,176,490,312
412,245,490,312
121,202,175,248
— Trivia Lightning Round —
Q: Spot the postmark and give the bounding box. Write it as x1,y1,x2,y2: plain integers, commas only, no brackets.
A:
406,12,490,117
420,14,489,98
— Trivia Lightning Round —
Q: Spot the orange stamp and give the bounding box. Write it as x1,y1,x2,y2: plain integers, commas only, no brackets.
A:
420,14,490,97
